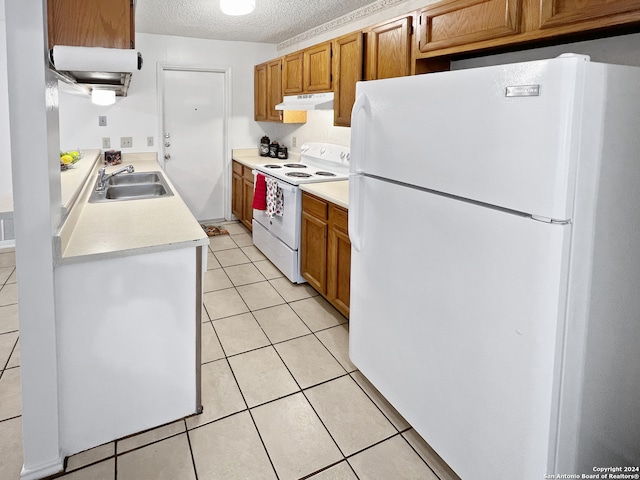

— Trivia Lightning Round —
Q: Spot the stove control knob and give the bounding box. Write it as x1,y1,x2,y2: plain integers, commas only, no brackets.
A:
346,153,350,161
339,152,345,159
320,147,326,155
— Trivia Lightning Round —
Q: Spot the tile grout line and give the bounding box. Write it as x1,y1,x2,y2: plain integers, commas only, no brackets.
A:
222,355,281,480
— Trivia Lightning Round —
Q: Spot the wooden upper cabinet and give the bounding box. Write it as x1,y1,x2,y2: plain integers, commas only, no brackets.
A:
254,63,268,121
418,0,521,53
283,52,304,95
267,58,283,122
333,32,363,127
539,0,640,29
47,0,135,49
365,16,412,80
304,41,332,92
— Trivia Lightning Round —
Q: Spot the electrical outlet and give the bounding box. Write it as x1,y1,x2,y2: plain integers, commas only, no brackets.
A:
120,137,133,148
147,136,154,147
102,137,110,149
292,137,297,147
98,116,107,127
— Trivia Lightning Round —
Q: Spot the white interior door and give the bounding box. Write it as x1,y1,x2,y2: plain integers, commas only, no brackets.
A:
162,68,226,221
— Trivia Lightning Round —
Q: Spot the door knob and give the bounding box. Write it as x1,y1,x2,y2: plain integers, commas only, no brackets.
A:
164,154,171,160
165,142,171,147
164,133,170,138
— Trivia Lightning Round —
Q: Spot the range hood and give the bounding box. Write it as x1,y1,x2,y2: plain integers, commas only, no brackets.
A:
49,45,143,97
275,92,334,111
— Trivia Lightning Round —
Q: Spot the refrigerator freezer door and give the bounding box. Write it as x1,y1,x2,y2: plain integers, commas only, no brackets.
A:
351,55,591,221
349,176,571,479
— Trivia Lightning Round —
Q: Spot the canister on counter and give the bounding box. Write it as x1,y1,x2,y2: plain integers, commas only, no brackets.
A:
259,136,270,156
269,141,279,158
277,146,288,159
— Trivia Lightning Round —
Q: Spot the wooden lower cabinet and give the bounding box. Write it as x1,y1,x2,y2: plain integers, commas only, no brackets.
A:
301,192,351,318
232,160,254,231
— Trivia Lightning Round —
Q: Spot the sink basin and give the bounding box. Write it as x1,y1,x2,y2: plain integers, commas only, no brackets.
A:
108,172,161,186
105,183,169,200
88,170,174,203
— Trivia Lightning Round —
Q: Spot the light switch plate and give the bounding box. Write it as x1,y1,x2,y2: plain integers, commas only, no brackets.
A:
292,136,297,147
98,116,107,127
147,136,154,146
102,137,110,148
120,137,133,148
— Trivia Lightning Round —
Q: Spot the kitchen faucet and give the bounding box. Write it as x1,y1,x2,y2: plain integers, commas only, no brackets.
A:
96,165,134,191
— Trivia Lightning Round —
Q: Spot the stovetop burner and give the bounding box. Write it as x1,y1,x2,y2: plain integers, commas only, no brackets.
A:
264,164,282,168
315,171,336,177
284,163,307,168
286,172,312,178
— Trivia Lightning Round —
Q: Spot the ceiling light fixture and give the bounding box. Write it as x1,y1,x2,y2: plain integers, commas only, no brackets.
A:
91,89,116,106
220,0,255,16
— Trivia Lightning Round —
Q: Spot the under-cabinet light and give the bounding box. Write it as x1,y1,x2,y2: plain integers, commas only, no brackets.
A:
91,89,116,106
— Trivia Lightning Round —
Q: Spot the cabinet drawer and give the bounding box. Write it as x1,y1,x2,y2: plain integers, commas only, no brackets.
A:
303,193,328,220
243,166,254,182
329,205,348,233
232,161,243,176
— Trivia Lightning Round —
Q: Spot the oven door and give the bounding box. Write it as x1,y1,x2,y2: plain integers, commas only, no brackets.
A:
252,174,301,250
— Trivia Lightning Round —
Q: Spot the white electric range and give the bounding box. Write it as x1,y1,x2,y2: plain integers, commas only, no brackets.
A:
252,142,350,283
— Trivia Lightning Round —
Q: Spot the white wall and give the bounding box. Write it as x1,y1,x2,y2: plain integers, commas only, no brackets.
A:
59,33,277,154
0,0,12,198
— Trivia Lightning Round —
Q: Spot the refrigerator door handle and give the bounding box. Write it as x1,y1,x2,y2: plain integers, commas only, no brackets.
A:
349,93,371,253
349,171,364,252
350,93,371,175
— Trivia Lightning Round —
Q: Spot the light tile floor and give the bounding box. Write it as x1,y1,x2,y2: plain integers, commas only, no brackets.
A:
0,222,460,480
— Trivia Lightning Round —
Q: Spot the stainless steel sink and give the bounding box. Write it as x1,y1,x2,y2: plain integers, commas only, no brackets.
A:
89,170,174,203
105,183,169,200
108,172,162,186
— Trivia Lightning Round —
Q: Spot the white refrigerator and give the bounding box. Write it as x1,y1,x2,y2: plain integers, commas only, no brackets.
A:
348,54,640,478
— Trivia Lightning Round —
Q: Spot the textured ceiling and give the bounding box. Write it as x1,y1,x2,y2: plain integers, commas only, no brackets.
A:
135,0,383,45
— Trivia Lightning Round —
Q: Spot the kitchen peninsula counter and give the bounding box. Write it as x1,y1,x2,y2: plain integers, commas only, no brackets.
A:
55,152,208,265
53,151,206,459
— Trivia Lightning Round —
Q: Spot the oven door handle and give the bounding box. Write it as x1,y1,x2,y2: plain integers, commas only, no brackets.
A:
252,170,297,193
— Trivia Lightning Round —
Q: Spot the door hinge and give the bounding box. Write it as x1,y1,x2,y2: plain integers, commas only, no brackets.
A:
410,25,414,36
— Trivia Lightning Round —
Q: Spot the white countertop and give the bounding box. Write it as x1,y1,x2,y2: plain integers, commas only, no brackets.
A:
300,180,349,209
55,153,208,265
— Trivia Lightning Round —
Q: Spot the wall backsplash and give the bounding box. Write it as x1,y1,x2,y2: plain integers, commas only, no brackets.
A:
257,110,351,154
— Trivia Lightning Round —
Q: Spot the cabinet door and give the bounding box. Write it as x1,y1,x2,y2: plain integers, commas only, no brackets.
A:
232,165,243,220
366,17,412,80
48,0,134,49
242,176,254,231
283,52,304,95
267,59,283,122
304,42,332,92
301,193,329,294
328,205,351,318
539,0,640,29
418,0,520,52
254,63,268,121
333,32,363,127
